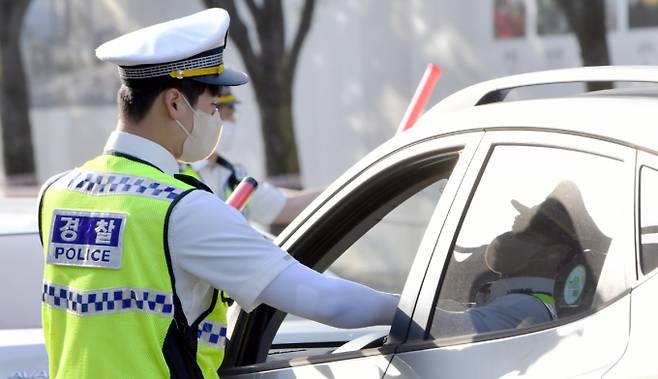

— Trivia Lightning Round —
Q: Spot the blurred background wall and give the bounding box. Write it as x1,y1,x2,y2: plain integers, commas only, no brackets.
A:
3,0,658,189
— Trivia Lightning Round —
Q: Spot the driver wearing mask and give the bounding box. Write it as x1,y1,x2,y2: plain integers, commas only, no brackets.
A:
431,183,582,337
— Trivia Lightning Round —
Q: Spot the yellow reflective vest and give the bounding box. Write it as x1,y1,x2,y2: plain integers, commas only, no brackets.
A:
39,154,228,379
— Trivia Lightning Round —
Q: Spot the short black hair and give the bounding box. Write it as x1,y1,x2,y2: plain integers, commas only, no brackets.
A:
118,77,222,123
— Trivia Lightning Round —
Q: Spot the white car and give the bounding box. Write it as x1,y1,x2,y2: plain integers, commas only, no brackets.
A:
222,66,658,378
4,66,658,378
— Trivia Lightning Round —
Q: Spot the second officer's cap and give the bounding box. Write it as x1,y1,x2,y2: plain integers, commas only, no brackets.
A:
95,8,248,86
217,86,239,106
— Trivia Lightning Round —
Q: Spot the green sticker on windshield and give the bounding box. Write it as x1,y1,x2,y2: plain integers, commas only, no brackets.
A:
564,264,586,305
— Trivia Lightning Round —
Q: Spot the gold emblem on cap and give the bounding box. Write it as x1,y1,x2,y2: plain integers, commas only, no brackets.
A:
217,94,236,104
169,64,225,79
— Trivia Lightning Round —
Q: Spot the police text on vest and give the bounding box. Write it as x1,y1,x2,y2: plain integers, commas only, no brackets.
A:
47,209,127,269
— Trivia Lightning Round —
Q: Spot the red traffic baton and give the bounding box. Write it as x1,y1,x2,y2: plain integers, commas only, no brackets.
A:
396,64,442,134
226,176,259,211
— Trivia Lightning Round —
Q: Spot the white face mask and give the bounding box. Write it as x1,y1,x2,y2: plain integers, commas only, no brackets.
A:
175,96,223,163
214,120,235,154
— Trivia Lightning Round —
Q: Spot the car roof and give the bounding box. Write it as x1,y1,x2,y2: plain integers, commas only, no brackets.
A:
398,66,658,154
290,66,658,235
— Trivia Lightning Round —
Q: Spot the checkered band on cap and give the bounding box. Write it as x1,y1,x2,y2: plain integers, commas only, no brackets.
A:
197,320,227,348
42,282,174,316
118,50,223,79
51,169,186,201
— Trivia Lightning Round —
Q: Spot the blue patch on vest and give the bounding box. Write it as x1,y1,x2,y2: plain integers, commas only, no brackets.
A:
48,209,127,269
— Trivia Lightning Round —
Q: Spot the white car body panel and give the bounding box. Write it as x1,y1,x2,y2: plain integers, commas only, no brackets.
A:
605,272,658,378
386,295,631,379
273,316,388,345
0,197,47,377
229,354,393,379
0,329,48,379
1,233,43,330
414,95,658,154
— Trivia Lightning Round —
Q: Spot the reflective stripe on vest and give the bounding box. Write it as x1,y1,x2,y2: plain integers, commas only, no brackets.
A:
40,154,224,379
196,305,228,379
42,282,174,316
50,169,186,199
197,319,228,348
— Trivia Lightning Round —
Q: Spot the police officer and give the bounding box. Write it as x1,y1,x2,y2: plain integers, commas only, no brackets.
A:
182,87,320,226
38,9,398,379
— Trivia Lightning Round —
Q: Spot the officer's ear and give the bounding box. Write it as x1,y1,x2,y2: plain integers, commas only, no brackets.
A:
163,89,184,120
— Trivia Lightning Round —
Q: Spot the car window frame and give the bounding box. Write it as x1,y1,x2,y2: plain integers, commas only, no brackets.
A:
401,129,636,351
634,150,658,283
220,132,485,374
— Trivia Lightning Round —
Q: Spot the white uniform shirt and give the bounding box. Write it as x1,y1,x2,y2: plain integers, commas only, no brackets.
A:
192,159,286,225
98,131,295,322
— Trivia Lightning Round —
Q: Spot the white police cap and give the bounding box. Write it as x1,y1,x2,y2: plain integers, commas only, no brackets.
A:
95,8,248,86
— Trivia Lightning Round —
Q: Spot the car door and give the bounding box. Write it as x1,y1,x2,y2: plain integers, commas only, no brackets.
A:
221,132,484,378
605,150,658,378
387,130,635,378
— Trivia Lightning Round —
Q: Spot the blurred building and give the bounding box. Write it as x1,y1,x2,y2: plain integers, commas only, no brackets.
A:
10,0,658,188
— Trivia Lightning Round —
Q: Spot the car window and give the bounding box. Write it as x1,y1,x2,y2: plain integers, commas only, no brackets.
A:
271,180,447,360
329,179,447,294
640,166,658,275
429,145,626,340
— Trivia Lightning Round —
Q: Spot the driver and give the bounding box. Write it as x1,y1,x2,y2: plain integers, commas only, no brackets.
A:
431,182,581,337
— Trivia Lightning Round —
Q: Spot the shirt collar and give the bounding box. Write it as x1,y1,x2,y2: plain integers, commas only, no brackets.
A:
103,131,179,176
190,158,210,171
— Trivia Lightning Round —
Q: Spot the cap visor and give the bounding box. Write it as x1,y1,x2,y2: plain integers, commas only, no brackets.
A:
191,68,249,86
511,199,531,213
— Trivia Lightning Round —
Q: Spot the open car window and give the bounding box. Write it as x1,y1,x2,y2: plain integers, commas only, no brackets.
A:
222,138,480,372
328,179,447,294
267,156,455,360
269,179,447,360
